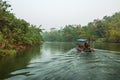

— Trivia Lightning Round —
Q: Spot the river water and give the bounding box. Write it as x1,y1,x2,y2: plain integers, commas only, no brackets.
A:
0,42,120,80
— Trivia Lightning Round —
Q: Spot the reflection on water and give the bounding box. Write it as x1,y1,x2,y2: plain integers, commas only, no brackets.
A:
93,43,120,52
0,42,120,80
0,45,41,80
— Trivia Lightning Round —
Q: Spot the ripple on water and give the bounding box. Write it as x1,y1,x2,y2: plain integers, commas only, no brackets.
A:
6,48,120,80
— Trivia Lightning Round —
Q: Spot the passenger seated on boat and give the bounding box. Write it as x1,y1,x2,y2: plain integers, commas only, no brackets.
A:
83,42,94,52
83,42,91,52
76,44,83,52
83,42,89,48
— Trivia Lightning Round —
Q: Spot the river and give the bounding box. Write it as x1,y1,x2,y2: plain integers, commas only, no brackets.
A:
0,42,120,80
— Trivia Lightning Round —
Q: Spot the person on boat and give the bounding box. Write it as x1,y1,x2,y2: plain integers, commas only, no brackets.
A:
83,41,94,52
83,41,91,52
76,44,83,52
83,41,89,48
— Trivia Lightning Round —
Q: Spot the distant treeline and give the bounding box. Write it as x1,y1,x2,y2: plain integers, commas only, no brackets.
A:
43,12,120,43
0,0,43,56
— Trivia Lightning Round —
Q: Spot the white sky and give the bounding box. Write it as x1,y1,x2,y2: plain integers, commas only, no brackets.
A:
9,0,120,31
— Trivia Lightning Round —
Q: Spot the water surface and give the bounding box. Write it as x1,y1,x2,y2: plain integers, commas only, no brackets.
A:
0,42,120,80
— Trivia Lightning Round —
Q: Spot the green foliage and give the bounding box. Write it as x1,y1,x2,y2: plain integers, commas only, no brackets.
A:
0,49,16,57
0,0,43,56
43,25,82,42
0,0,11,11
43,12,120,43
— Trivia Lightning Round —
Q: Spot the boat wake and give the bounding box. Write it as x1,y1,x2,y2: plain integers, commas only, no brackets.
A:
6,48,120,80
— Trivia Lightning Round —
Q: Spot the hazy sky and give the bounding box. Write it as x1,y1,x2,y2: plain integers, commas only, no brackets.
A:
9,0,120,31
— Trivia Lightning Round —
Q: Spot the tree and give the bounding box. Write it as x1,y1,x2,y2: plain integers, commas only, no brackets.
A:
0,0,43,55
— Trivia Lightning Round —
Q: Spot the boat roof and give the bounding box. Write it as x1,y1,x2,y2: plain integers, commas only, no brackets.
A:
77,38,87,42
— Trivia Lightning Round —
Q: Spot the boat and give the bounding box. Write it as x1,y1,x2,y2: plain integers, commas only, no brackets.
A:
76,38,94,52
76,46,94,52
76,46,83,52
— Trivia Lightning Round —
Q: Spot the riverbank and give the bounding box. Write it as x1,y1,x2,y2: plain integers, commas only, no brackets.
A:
95,38,120,43
0,43,43,57
0,44,30,57
0,1,43,57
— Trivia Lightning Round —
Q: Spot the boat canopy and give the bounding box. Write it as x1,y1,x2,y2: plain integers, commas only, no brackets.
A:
77,38,87,42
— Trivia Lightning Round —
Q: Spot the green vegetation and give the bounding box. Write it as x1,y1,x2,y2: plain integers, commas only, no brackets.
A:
43,12,120,43
0,0,43,56
1,0,119,56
